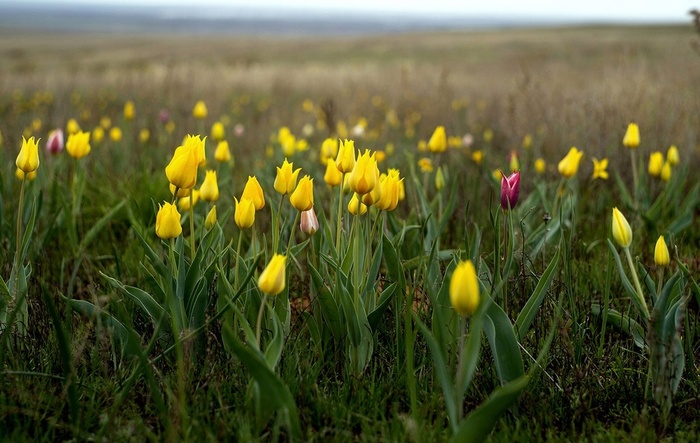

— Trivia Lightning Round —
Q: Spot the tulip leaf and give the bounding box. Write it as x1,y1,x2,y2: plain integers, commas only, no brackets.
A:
613,171,634,209
186,278,208,329
484,297,525,384
100,272,168,328
264,304,284,370
591,304,646,349
309,264,344,340
451,374,530,443
666,210,693,236
367,282,397,332
606,239,644,316
78,198,127,254
363,237,383,303
19,195,39,262
382,233,405,289
514,247,560,341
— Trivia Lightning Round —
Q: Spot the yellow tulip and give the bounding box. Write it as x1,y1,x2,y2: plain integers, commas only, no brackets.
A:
660,161,672,182
183,134,206,166
92,127,104,144
109,127,122,142
192,100,208,119
348,193,368,216
66,131,91,159
654,235,669,267
178,190,200,211
124,100,135,121
335,139,356,173
15,168,37,181
289,175,314,211
376,170,401,211
241,176,265,210
508,151,520,172
591,157,609,180
648,152,663,177
449,260,480,316
155,202,182,239
534,158,546,174
169,183,191,198
623,123,640,149
234,197,255,229
258,254,287,296
666,145,679,166
362,174,382,206
320,138,338,165
418,157,434,173
139,128,150,144
100,116,112,129
211,121,225,141
66,118,80,135
435,166,445,191
199,170,219,202
557,147,583,178
611,207,632,248
274,158,301,195
483,128,494,143
205,205,217,230
349,149,378,195
16,136,40,173
214,140,232,162
471,150,484,166
324,158,343,187
427,126,447,153
165,144,198,190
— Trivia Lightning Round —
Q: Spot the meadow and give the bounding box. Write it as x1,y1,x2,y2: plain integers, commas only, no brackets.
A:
1,24,700,441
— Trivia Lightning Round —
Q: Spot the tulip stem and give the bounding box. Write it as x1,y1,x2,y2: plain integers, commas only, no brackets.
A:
234,231,243,291
12,178,27,329
189,193,196,260
335,175,345,256
273,196,285,253
255,294,269,349
657,268,664,301
630,149,638,205
624,247,650,320
285,212,300,259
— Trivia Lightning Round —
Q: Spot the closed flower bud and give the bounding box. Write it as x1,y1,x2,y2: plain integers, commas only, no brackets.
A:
300,206,319,235
46,129,64,154
435,166,445,191
500,170,520,210
258,254,286,295
558,147,583,178
508,151,520,172
15,168,37,181
324,158,343,187
199,170,219,202
16,136,40,173
155,202,182,239
124,100,135,120
648,152,663,177
274,158,301,195
66,130,91,159
611,207,632,248
192,100,208,119
449,260,480,316
335,139,356,173
165,144,198,190
376,170,401,211
348,193,367,216
654,235,669,267
241,176,265,210
290,175,314,211
666,145,679,166
214,140,232,162
178,190,200,211
234,197,256,229
348,149,378,195
210,121,225,141
535,158,546,174
66,118,80,135
169,183,191,198
205,205,217,230
623,123,640,149
139,128,150,144
362,175,382,207
660,161,672,182
471,150,484,166
427,126,447,153
92,127,104,144
320,137,338,165
109,127,122,142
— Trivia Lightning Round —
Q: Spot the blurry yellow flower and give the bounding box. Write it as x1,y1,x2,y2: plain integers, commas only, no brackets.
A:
449,260,480,316
66,131,91,159
100,116,111,129
508,151,520,172
612,207,632,248
214,140,232,162
654,235,669,267
324,158,343,187
169,183,191,198
348,149,378,195
66,118,80,135
623,123,640,149
592,157,609,180
16,136,40,173
417,140,427,152
522,134,533,150
155,202,182,239
258,254,287,296
165,144,198,190
124,100,135,121
666,145,679,166
471,150,484,166
211,121,225,141
199,170,219,202
15,168,37,181
448,136,462,149
483,128,494,143
376,169,401,211
648,152,663,177
32,118,42,132
336,120,349,139
348,193,367,216
335,139,356,173
558,147,584,178
295,139,309,153
418,157,434,173
427,126,447,153
535,158,546,174
301,99,314,113
165,121,175,134
205,205,217,230
289,175,314,211
192,100,208,119
178,190,200,211
234,197,256,229
660,161,672,182
320,138,339,165
109,127,122,142
274,158,301,195
139,128,150,144
435,166,445,191
241,176,265,210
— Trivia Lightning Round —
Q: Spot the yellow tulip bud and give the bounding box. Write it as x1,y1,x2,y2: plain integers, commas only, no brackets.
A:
660,161,672,182
654,235,669,267
557,147,583,178
66,118,80,135
427,125,447,153
92,127,104,144
234,197,255,230
241,176,265,210
169,183,191,198
155,202,182,239
205,205,217,230
199,170,219,202
435,166,445,191
139,128,150,144
376,170,401,211
66,131,91,159
348,193,367,216
611,207,632,249
648,152,663,177
211,121,225,141
320,137,338,165
258,254,287,296
666,145,679,166
335,139,356,173
15,168,37,181
109,127,122,142
449,260,480,316
418,157,434,173
535,158,546,174
16,136,40,173
192,100,208,119
348,149,377,195
214,140,232,162
165,144,198,190
124,100,135,121
289,175,314,211
471,150,484,166
623,123,640,149
324,158,343,187
274,158,301,195
178,190,200,211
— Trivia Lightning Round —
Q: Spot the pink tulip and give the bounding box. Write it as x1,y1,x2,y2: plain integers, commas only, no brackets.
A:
500,170,520,210
46,128,64,154
300,206,319,235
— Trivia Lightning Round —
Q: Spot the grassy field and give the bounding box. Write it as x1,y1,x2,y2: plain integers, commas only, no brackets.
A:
1,24,699,441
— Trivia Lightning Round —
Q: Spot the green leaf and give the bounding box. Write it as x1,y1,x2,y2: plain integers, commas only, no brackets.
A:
101,272,168,328
78,199,127,254
382,233,405,289
367,282,397,331
309,264,344,340
514,248,560,340
591,304,646,349
484,298,525,384
607,239,645,317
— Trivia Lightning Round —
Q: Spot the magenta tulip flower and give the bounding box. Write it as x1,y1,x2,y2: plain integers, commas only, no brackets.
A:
500,170,520,210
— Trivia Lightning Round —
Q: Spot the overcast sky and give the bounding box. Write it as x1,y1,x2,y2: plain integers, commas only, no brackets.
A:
16,0,698,22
